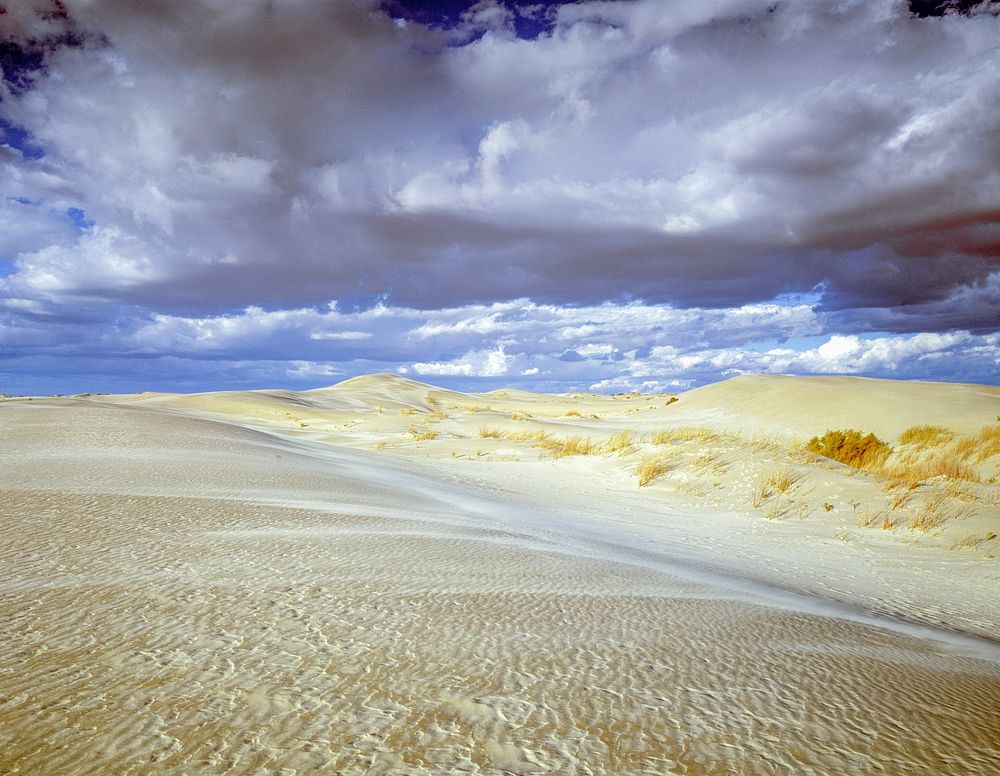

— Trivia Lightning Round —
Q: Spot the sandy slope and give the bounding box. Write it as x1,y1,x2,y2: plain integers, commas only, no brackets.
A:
2,375,1000,774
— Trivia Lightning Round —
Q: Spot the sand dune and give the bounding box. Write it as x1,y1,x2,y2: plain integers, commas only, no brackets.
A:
674,374,1000,438
2,375,999,774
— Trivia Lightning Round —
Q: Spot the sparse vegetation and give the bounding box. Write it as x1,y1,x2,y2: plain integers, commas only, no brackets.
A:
899,424,954,448
539,435,601,458
563,410,583,417
478,426,503,439
409,427,439,441
636,454,676,487
806,429,892,471
955,424,1000,464
605,430,635,455
650,427,719,445
951,531,998,551
908,494,968,533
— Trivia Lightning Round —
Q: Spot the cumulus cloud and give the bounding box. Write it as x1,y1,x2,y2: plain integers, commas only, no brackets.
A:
0,0,998,392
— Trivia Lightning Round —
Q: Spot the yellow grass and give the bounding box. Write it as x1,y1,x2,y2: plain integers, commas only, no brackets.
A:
636,454,676,486
605,430,635,454
478,426,503,439
650,427,719,445
950,531,998,551
539,435,601,458
883,453,979,484
409,427,439,441
766,468,800,494
563,410,583,417
908,494,969,534
955,424,1000,463
899,424,954,448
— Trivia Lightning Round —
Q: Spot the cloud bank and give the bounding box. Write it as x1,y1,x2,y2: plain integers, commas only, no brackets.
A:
1,0,998,393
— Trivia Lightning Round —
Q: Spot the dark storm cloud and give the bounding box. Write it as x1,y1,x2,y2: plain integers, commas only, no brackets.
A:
1,0,999,392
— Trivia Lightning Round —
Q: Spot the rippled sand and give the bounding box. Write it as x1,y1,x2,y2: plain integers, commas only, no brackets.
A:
2,402,1000,774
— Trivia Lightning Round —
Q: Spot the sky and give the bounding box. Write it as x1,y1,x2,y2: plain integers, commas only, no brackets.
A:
1,0,998,395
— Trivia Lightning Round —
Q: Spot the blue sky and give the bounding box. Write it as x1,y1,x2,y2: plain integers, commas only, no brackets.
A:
1,0,999,395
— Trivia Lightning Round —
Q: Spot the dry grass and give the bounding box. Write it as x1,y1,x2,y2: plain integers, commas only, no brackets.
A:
692,450,729,475
563,410,583,418
548,435,601,458
857,508,883,528
955,424,1000,464
636,454,676,486
908,494,970,534
751,480,774,508
510,411,533,421
899,424,954,448
650,427,719,445
409,427,439,441
766,468,801,494
478,426,503,439
762,500,794,520
950,531,998,551
883,453,979,484
806,429,892,471
888,490,914,511
881,512,907,531
605,430,635,455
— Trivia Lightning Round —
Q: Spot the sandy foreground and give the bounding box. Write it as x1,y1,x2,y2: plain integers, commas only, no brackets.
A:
1,374,999,774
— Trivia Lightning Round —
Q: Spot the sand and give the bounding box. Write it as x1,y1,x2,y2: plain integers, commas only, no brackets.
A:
1,374,999,774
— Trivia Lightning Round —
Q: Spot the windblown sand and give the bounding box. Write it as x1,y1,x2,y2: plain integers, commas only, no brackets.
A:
2,377,999,774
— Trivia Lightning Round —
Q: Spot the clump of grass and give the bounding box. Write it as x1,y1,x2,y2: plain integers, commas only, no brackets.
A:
409,427,439,441
883,454,979,484
751,480,774,508
478,426,503,439
806,429,892,471
762,500,793,520
909,494,967,534
533,434,601,458
881,512,907,531
766,468,800,494
692,451,729,475
605,430,635,455
899,424,954,448
563,409,583,418
955,425,1000,464
637,454,676,486
888,490,913,511
511,411,533,421
665,396,679,406
401,407,415,417
951,531,998,551
750,438,780,455
650,427,719,445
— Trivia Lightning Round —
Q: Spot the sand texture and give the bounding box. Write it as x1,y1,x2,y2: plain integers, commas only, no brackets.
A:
2,375,999,774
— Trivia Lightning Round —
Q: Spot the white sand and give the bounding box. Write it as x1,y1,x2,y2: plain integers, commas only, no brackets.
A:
2,374,999,774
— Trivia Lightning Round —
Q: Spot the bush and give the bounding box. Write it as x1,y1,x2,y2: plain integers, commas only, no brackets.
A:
806,429,891,471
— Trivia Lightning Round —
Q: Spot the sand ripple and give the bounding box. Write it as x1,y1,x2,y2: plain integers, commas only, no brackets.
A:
2,404,1000,774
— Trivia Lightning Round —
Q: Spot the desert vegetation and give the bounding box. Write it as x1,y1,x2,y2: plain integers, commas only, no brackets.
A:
806,429,892,471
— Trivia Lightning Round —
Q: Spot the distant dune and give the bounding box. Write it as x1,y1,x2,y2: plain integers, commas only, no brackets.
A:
674,374,1000,438
2,374,999,774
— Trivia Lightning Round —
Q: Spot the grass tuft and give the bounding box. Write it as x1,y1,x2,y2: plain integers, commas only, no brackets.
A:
636,454,676,486
605,430,635,455
899,424,954,448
